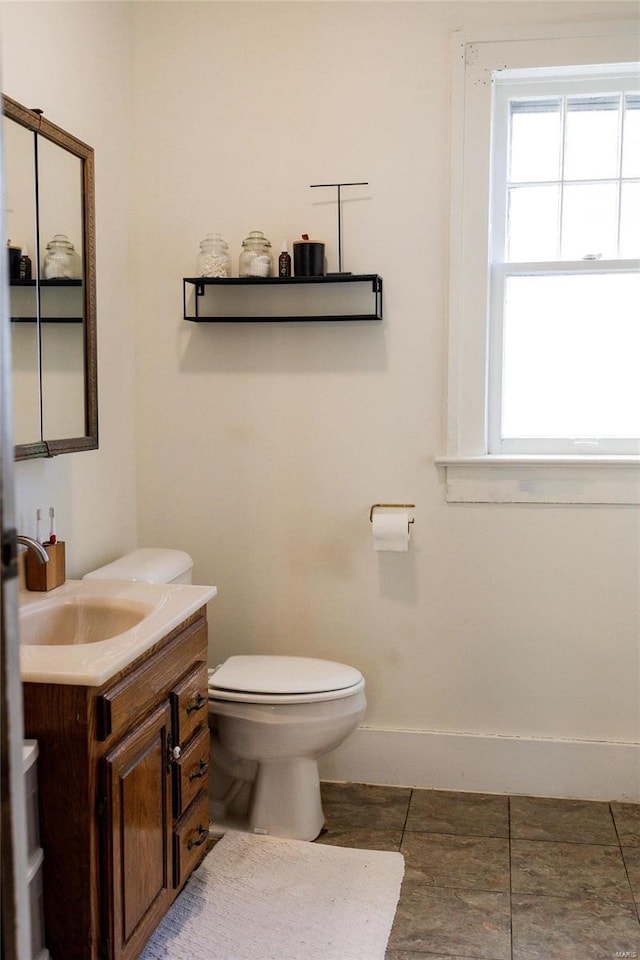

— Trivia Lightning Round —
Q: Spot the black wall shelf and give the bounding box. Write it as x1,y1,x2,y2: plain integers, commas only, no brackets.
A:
183,274,383,322
9,279,84,322
10,279,82,286
10,317,83,324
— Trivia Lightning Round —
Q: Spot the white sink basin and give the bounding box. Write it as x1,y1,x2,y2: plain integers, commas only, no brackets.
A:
19,579,217,686
20,595,150,646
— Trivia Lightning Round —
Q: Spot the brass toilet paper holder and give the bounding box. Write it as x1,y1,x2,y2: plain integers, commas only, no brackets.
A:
369,503,415,523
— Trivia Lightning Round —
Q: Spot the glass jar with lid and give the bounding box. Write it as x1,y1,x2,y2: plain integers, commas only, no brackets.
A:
196,233,231,278
239,230,273,278
43,234,81,280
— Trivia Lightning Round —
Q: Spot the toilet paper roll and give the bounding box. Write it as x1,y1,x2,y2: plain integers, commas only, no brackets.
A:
372,512,411,552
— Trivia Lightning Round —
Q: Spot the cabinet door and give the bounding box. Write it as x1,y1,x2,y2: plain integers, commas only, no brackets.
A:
101,702,173,960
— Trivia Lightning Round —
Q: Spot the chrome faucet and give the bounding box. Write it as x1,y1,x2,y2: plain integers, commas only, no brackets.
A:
17,535,50,563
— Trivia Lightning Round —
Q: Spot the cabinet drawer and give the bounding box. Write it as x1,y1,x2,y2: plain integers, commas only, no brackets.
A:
173,725,210,818
97,618,207,741
171,662,209,747
173,789,209,889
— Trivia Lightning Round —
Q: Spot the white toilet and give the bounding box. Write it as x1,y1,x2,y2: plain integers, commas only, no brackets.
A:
84,548,366,842
208,655,366,840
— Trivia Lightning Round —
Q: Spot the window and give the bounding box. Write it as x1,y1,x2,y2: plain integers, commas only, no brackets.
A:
440,23,640,503
489,71,640,456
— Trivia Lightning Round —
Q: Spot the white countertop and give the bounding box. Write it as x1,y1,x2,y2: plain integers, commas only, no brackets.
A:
19,579,217,687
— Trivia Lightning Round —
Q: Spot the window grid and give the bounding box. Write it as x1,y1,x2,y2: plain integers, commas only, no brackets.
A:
558,96,567,260
506,93,640,263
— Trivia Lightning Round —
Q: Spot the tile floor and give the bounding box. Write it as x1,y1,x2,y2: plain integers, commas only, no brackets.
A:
317,781,640,960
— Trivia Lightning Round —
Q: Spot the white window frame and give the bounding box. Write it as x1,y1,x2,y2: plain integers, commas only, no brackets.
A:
437,22,640,504
489,69,640,457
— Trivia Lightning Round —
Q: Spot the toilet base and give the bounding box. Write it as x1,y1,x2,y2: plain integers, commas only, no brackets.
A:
208,809,250,839
249,757,325,841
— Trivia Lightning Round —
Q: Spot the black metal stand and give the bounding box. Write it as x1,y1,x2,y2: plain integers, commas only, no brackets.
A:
309,182,368,274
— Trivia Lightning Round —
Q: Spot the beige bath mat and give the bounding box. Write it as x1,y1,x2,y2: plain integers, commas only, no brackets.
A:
138,831,405,960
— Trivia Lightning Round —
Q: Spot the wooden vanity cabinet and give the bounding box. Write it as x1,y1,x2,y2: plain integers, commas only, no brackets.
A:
22,607,211,960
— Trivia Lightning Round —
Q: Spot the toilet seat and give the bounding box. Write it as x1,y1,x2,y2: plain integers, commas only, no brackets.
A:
208,655,365,704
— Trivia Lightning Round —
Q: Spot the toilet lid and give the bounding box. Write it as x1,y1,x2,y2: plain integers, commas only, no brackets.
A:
209,655,363,696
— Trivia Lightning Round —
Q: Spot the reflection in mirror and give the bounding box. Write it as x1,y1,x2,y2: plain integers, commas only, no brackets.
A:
3,94,98,459
38,138,83,280
37,137,86,440
4,113,40,444
3,111,36,265
11,323,40,444
41,324,86,439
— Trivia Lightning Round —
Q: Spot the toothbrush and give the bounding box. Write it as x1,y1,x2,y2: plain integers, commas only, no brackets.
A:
48,507,57,545
35,508,42,543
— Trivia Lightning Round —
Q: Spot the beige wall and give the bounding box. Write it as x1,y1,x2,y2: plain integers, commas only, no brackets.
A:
5,1,639,795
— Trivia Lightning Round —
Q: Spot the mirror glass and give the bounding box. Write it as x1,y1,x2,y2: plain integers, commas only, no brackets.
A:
3,94,98,459
4,114,39,444
38,137,86,441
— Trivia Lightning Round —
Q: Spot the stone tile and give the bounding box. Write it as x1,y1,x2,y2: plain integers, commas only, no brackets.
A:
623,847,640,904
400,832,510,892
386,954,475,960
388,885,511,959
320,781,411,831
511,839,634,903
613,802,640,848
405,789,509,838
512,893,640,960
510,795,618,844
315,825,403,851
385,953,438,960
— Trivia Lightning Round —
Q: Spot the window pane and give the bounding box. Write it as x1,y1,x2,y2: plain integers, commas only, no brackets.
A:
620,182,640,257
622,94,640,178
507,185,559,261
561,183,618,259
502,273,640,439
509,99,562,182
564,96,620,181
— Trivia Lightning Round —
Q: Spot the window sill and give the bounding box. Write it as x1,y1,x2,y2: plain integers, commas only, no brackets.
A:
434,455,640,504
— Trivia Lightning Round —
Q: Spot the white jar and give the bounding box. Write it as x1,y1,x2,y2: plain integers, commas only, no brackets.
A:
43,234,81,280
196,233,231,278
239,231,273,278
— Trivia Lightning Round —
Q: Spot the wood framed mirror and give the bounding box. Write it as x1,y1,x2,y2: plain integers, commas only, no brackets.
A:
3,94,97,459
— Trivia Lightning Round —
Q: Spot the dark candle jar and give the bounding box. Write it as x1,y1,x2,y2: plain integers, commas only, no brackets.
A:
293,237,325,277
7,243,20,280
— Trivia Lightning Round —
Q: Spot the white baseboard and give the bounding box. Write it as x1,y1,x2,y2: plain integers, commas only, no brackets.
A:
319,726,640,802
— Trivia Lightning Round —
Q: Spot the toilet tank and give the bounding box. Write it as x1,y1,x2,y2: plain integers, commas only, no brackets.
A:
83,548,194,585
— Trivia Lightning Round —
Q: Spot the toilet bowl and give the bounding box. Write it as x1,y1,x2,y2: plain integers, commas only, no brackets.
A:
84,549,366,842
208,655,366,840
